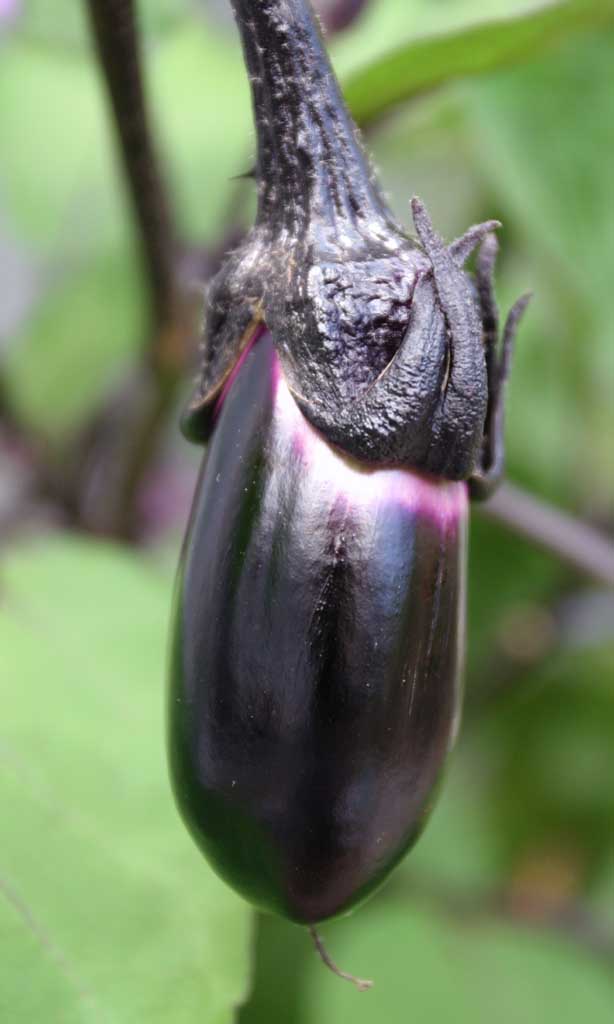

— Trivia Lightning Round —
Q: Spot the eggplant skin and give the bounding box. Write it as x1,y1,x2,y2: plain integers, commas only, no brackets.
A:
168,332,468,924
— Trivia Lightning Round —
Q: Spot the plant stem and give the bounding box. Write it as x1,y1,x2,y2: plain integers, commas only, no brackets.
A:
74,0,193,538
481,482,614,587
86,0,177,336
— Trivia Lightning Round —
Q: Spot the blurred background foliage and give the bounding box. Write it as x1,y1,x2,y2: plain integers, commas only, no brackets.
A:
1,0,613,1021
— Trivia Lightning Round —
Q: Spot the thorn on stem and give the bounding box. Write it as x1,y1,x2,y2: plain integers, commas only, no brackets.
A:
308,925,373,992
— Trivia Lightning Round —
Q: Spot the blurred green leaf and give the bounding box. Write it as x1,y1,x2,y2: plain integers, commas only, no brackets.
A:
401,741,504,889
467,516,566,675
0,537,252,1022
344,0,614,127
300,901,612,1024
0,36,145,437
0,41,123,249
332,0,557,77
149,23,252,244
4,246,145,436
0,20,250,437
476,640,614,880
243,897,612,1024
14,0,189,50
465,28,614,501
589,860,614,930
0,20,249,249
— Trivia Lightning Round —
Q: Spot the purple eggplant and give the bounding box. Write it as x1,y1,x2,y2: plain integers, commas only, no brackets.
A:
169,331,467,922
168,0,529,925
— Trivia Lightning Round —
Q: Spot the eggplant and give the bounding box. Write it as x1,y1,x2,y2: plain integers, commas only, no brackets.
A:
169,331,467,922
168,0,529,928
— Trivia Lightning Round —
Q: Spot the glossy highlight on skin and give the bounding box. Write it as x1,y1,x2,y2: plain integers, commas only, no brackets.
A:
272,355,468,532
168,332,468,923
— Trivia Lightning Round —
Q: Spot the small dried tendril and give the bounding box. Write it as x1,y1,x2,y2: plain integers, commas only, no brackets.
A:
308,925,374,991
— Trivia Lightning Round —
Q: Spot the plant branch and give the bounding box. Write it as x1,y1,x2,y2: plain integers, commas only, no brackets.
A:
86,0,177,336
66,0,199,539
480,481,614,587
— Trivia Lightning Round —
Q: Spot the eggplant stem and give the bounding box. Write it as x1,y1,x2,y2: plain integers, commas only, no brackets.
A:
308,926,373,991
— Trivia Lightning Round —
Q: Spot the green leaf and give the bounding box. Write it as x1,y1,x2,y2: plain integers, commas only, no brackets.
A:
465,27,614,501
0,40,124,249
474,641,614,879
343,0,614,127
332,0,550,78
0,537,252,1023
299,902,612,1024
4,246,145,437
13,0,189,51
242,887,613,1023
0,21,250,436
149,23,252,245
467,516,566,675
